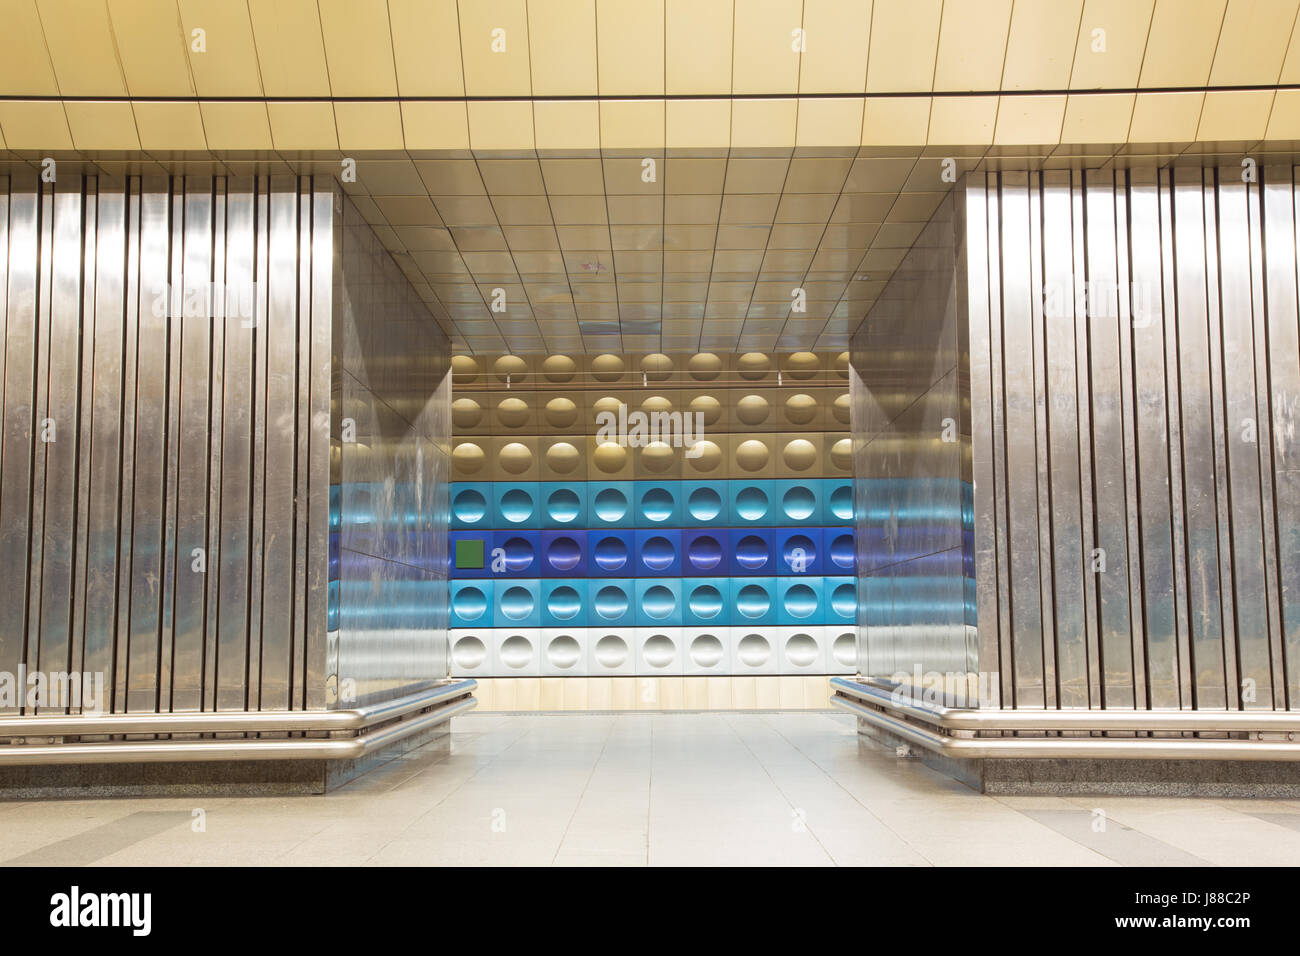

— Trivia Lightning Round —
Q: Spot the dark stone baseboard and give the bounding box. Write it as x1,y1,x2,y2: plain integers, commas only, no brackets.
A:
857,718,1300,797
0,724,451,799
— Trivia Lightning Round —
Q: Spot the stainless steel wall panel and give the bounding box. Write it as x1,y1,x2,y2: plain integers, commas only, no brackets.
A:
1248,169,1286,709
1170,169,1227,708
259,179,297,710
113,184,141,714
852,191,975,704
962,181,1003,707
245,181,269,709
997,173,1046,707
157,179,185,712
1071,176,1102,707
0,174,448,722
1158,170,1194,709
127,180,170,713
69,180,97,692
26,184,54,677
1198,171,1240,709
1081,170,1136,706
945,167,1300,713
0,180,36,713
1263,167,1300,708
305,187,336,711
172,179,214,712
203,182,227,713
292,183,312,711
1127,171,1180,708
1041,172,1088,708
216,180,255,711
1112,179,1150,708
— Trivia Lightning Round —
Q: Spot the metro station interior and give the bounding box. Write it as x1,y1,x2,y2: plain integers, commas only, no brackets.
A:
1,0,1300,870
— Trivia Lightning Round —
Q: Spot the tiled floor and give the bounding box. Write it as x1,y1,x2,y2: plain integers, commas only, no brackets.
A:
4,712,1300,866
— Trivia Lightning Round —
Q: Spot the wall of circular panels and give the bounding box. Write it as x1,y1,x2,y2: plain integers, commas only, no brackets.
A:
448,353,856,678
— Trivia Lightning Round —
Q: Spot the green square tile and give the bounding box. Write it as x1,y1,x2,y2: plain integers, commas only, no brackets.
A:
455,537,485,570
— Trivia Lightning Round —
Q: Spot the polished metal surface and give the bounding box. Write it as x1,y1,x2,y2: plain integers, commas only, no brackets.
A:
831,692,1300,761
850,192,976,705
945,168,1300,713
0,682,477,765
0,175,455,740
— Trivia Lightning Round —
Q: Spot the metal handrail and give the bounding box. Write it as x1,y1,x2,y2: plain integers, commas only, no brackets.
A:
0,679,477,738
831,694,1300,760
0,696,478,765
831,677,1300,734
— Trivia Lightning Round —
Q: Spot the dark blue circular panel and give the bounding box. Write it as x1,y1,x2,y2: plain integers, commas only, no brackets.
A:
641,535,676,571
735,534,770,571
593,535,628,571
502,536,534,572
782,534,817,569
686,534,722,571
547,536,581,572
830,532,854,570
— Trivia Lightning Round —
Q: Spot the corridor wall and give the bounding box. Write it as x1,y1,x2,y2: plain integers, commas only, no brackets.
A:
449,351,857,693
964,168,1300,712
852,167,1300,715
0,172,451,719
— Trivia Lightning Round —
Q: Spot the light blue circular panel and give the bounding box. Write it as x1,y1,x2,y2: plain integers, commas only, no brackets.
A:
594,487,628,522
688,486,722,521
500,585,535,621
547,585,582,620
547,488,580,523
736,584,770,619
594,585,629,620
500,488,535,524
453,488,487,523
642,585,676,619
782,485,815,521
736,486,768,521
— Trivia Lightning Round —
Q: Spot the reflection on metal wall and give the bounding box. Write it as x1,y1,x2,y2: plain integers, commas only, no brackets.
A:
965,168,1300,711
851,194,977,703
0,173,450,717
332,198,451,706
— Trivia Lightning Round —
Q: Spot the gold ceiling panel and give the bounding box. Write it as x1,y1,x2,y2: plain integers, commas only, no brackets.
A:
178,0,263,97
3,0,1299,353
40,0,126,96
318,0,399,97
247,0,330,97
108,0,194,96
